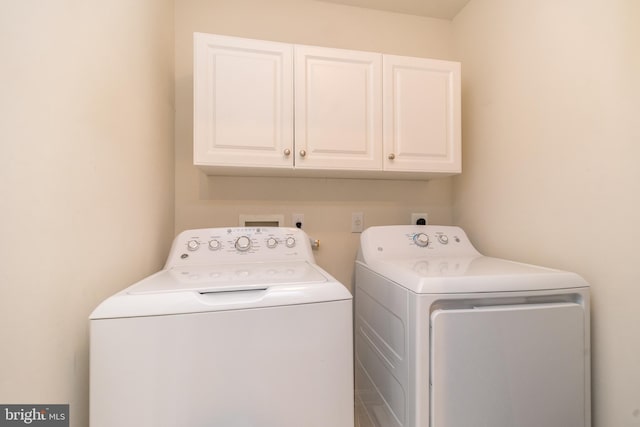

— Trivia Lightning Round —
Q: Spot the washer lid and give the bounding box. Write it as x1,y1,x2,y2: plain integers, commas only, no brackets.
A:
359,256,589,294
90,261,351,319
128,261,327,295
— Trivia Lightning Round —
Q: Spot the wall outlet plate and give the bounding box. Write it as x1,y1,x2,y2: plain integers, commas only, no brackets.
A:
411,213,428,225
352,212,364,233
292,213,304,229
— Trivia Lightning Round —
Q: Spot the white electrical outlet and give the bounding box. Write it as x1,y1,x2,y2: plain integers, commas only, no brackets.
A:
352,212,364,233
292,213,304,229
411,213,428,225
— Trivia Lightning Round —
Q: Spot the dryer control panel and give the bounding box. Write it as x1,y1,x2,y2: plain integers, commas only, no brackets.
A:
165,227,315,267
358,225,481,263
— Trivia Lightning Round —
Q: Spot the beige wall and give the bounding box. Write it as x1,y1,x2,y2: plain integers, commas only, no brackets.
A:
7,1,632,425
0,1,174,425
174,0,456,287
452,0,640,424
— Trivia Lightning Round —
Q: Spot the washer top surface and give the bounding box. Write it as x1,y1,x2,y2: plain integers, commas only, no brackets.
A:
128,261,327,295
91,227,351,319
357,225,589,294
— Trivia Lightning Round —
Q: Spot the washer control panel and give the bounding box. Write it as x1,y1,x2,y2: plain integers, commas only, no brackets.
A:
359,225,481,262
166,227,312,268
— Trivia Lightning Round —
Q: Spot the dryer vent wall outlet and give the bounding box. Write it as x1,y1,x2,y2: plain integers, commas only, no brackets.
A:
292,213,304,229
411,213,428,225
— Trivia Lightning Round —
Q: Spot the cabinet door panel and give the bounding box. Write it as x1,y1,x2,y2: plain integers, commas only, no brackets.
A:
383,55,460,173
295,46,382,170
194,33,293,168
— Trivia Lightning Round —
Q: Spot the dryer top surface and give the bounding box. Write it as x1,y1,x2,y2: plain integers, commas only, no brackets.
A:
357,225,589,293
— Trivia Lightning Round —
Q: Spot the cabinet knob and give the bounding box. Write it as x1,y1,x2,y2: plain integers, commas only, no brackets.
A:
283,148,291,156
299,150,307,158
388,153,396,160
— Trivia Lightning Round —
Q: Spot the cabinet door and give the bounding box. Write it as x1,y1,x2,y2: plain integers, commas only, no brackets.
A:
193,33,293,169
295,45,382,171
383,55,461,173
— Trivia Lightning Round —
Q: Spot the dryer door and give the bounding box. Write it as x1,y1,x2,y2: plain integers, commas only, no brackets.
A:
430,302,586,427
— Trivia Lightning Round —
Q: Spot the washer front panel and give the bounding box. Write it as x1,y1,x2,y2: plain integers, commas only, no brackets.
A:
91,296,354,427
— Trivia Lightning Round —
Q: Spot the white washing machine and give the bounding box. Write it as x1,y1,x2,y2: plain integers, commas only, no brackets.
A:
90,227,353,427
354,225,590,427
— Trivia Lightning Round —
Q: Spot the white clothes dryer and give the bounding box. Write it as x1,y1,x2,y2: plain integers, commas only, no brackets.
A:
90,227,353,427
354,225,590,427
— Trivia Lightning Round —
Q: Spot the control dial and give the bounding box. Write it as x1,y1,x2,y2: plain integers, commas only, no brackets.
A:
208,239,222,251
266,237,278,248
187,240,200,251
234,236,252,252
413,233,430,247
285,237,296,248
437,234,449,245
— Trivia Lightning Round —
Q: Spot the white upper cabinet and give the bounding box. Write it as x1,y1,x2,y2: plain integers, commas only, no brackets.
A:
383,55,461,174
193,33,294,171
193,33,461,179
294,45,382,171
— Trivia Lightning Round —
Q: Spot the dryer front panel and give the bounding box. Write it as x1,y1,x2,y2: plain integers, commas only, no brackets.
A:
430,302,586,427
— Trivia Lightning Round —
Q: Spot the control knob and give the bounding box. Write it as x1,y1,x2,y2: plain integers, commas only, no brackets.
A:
285,237,296,248
437,234,449,245
208,239,222,251
187,240,200,251
413,233,430,247
235,236,252,252
266,237,278,248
